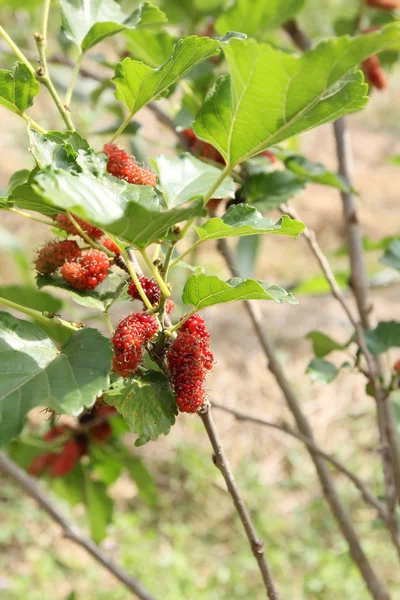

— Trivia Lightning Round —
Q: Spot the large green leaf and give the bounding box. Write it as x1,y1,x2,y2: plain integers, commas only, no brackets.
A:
364,321,400,355
28,129,91,170
182,274,297,309
124,29,176,67
83,474,113,543
307,331,350,358
113,36,219,118
32,168,207,247
0,313,112,444
60,0,167,52
105,372,177,446
153,153,235,207
9,182,60,217
0,62,39,116
193,27,400,167
215,0,305,38
282,153,353,193
243,171,307,212
307,358,339,384
37,272,129,311
380,240,400,271
195,204,304,241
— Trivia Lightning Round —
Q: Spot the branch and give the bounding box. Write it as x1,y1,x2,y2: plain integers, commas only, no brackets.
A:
211,401,387,523
216,237,391,600
197,403,281,600
0,451,157,600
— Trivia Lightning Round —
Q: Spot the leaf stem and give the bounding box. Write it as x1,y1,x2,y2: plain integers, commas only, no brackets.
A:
104,311,114,335
169,240,201,271
0,296,80,331
21,114,47,134
9,207,54,227
139,248,170,298
0,26,36,75
123,250,153,311
161,243,175,282
64,52,83,108
66,212,113,257
165,308,197,335
203,164,231,205
110,112,133,143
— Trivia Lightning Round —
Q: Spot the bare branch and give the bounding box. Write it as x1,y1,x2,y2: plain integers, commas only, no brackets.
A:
211,400,387,523
197,403,281,600
0,451,157,600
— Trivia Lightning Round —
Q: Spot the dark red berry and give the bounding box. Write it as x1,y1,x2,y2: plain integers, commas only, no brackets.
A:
104,143,157,187
128,276,174,314
43,424,71,441
90,421,112,443
54,213,103,240
102,237,120,254
34,240,81,275
49,438,87,477
61,250,110,290
112,312,158,377
366,0,399,9
362,55,388,90
394,360,400,372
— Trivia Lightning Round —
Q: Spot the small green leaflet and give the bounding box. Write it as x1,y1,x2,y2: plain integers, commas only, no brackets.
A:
0,313,112,444
380,240,400,271
124,28,176,68
364,321,400,355
37,272,129,311
105,372,178,446
307,331,351,358
0,62,39,116
9,182,60,218
113,36,219,118
307,358,339,384
28,129,91,170
32,168,207,247
195,204,304,242
60,0,167,52
182,274,298,309
84,473,113,543
153,153,235,207
215,0,305,39
193,26,400,167
243,171,306,212
8,169,30,194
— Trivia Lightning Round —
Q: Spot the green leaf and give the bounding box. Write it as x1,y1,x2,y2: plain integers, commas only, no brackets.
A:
9,182,60,217
182,274,298,309
235,235,260,279
0,285,63,313
380,240,400,271
84,474,113,543
125,28,176,68
293,272,349,296
364,321,400,355
28,129,91,170
105,372,177,446
195,204,304,242
0,313,112,444
153,153,235,207
126,456,158,507
52,463,86,506
113,36,219,118
282,153,353,193
37,272,129,311
0,62,39,115
194,27,400,167
60,0,167,52
215,0,305,38
307,358,339,384
33,168,207,247
243,171,306,211
90,445,123,486
8,169,30,194
307,331,350,358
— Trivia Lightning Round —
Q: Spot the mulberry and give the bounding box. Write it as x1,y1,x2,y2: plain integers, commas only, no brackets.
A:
61,250,110,290
366,0,399,9
128,276,174,314
104,143,157,187
35,240,81,275
112,312,158,377
362,55,388,90
54,213,103,240
102,237,120,254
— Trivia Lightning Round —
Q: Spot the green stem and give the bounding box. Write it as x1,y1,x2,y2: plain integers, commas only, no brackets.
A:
0,26,36,75
110,112,133,143
203,164,232,205
0,296,80,332
21,114,47,134
165,308,198,335
9,207,54,226
64,52,83,108
41,0,51,40
353,0,365,35
123,250,153,311
139,248,171,298
169,240,201,270
104,311,114,335
162,243,175,282
66,212,113,257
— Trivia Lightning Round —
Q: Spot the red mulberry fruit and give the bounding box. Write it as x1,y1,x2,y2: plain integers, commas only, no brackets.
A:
104,143,157,187
35,240,81,275
112,312,158,377
102,237,120,254
362,55,388,90
128,276,174,314
366,0,399,9
61,250,110,290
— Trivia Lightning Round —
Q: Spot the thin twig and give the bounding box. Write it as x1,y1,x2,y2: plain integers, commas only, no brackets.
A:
0,451,157,600
211,401,387,523
197,403,281,600
217,237,391,600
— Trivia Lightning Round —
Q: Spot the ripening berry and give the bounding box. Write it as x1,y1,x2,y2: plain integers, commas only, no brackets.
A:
167,315,213,413
259,150,277,163
362,55,388,90
54,213,103,240
102,237,120,254
49,438,87,477
90,421,112,443
182,129,225,165
61,250,110,290
366,0,399,10
112,312,158,377
104,143,157,187
128,276,174,314
394,360,400,372
43,424,71,441
28,453,55,476
34,240,81,275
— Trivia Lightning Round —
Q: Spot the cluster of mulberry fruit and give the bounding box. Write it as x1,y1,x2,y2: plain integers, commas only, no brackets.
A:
112,312,159,377
61,249,110,290
104,143,157,187
128,275,175,314
167,314,214,413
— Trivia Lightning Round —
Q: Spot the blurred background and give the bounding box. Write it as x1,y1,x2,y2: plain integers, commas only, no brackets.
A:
1,0,400,598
